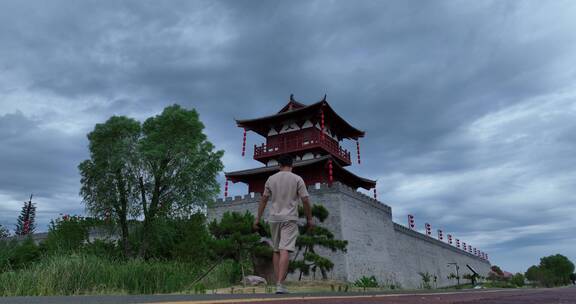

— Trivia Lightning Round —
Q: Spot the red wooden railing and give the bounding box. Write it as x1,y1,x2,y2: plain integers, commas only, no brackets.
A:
254,130,351,164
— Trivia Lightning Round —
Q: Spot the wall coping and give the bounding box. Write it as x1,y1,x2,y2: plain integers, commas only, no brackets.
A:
393,223,490,264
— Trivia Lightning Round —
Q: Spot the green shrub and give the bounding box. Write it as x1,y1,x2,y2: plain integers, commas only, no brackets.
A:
0,237,41,272
44,215,90,253
510,273,525,287
418,272,432,289
354,275,378,288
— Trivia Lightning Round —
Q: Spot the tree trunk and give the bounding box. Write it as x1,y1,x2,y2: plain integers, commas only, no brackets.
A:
119,214,131,257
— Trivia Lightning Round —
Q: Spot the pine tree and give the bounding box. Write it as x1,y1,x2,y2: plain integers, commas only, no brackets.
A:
289,204,348,280
15,194,36,236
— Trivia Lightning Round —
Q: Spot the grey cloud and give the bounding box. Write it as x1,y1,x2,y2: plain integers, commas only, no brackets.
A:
0,0,575,272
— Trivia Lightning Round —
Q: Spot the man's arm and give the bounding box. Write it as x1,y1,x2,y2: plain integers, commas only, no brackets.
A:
253,194,269,230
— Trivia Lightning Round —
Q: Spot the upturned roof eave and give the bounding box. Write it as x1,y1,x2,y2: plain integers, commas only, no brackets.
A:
235,100,365,139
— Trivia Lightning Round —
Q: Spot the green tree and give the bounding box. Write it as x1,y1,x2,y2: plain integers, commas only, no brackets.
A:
0,225,9,239
137,105,223,257
15,195,36,236
79,105,223,258
525,265,540,282
539,254,574,286
209,211,263,284
79,116,141,257
289,204,348,280
525,254,575,287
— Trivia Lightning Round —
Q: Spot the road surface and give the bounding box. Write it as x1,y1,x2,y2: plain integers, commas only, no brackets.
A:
0,287,574,304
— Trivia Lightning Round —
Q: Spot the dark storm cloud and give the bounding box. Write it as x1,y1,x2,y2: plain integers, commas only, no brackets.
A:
1,0,575,272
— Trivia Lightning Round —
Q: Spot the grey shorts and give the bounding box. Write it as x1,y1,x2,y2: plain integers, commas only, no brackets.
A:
269,221,299,252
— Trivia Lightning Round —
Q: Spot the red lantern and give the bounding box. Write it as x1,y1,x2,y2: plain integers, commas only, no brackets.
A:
241,129,247,156
408,214,415,229
320,109,325,141
448,234,453,245
425,223,432,236
462,242,466,250
438,229,443,241
373,187,377,200
456,239,460,248
328,159,333,185
356,140,361,164
224,178,229,198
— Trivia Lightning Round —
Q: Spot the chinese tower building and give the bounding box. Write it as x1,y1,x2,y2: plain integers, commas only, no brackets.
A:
225,94,376,195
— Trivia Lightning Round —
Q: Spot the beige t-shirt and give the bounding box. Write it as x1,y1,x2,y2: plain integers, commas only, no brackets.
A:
263,171,309,222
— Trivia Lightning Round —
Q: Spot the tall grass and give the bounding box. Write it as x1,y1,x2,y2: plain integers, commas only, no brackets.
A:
0,254,235,296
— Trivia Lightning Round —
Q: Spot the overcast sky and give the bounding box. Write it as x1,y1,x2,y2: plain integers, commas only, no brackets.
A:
1,0,575,273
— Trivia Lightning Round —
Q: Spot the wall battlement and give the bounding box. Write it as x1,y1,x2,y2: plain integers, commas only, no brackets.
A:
393,223,488,263
213,182,392,215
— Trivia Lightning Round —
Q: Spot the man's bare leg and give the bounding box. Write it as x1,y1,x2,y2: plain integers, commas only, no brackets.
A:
276,249,290,285
273,251,280,283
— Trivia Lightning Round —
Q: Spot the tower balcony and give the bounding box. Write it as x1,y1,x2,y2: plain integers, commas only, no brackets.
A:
253,130,351,165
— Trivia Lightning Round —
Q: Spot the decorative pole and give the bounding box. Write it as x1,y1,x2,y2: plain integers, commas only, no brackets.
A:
448,234,453,245
224,178,229,198
425,223,432,236
241,128,247,157
373,187,377,200
456,239,460,248
356,139,361,164
438,229,443,241
462,242,466,251
328,159,333,185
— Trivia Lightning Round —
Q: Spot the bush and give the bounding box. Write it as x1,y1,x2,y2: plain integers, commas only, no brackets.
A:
0,237,42,272
510,273,525,287
418,272,432,289
354,275,378,288
44,215,90,254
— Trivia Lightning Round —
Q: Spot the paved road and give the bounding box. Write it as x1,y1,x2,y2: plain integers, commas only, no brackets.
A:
0,287,574,304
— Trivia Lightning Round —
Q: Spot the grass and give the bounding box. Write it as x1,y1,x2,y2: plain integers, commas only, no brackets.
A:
0,254,236,296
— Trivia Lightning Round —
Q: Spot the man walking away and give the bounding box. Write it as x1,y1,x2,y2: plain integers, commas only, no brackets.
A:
253,154,313,294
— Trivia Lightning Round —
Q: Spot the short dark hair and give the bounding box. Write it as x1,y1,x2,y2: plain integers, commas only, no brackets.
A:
278,155,293,167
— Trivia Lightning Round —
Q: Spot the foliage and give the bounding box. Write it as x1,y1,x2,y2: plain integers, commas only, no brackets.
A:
0,225,9,239
15,196,36,236
137,105,224,257
79,105,224,258
289,204,348,280
510,273,525,287
0,254,235,296
209,211,263,284
137,213,214,262
525,265,540,282
569,273,575,284
0,237,41,272
524,254,575,287
418,272,432,289
43,215,91,253
354,275,379,288
490,265,504,276
79,115,141,257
